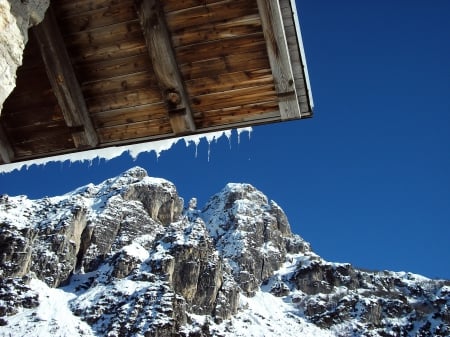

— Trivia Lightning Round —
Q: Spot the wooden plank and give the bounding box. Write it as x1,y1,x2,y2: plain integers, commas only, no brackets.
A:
186,68,273,96
135,0,196,134
171,14,262,47
6,120,73,144
3,87,56,111
0,124,14,163
256,0,300,119
195,100,279,126
175,33,266,65
81,71,158,97
85,88,162,114
58,2,137,35
91,103,168,128
280,0,313,116
33,7,99,148
163,0,224,13
165,0,258,32
195,111,280,130
12,132,75,158
98,120,173,142
68,37,148,65
65,20,143,50
191,84,277,113
56,0,124,18
180,51,270,80
75,54,152,82
1,104,64,130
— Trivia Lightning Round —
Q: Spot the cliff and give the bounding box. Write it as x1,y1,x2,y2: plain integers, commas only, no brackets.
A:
0,0,49,111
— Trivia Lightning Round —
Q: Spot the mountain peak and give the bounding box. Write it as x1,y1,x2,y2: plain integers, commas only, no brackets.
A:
121,166,148,179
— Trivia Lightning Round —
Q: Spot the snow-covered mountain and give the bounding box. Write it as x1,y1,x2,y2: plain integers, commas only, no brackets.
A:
0,167,449,337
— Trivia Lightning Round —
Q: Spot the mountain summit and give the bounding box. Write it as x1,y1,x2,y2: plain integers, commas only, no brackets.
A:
0,167,449,336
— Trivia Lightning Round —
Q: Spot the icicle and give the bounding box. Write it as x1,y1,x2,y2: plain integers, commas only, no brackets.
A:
0,128,252,173
183,135,202,158
237,127,252,145
224,129,232,149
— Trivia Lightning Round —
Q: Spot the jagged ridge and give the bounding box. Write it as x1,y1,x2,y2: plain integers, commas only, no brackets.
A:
0,167,449,336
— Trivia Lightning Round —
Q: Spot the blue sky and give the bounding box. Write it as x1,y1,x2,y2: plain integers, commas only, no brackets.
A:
1,0,449,279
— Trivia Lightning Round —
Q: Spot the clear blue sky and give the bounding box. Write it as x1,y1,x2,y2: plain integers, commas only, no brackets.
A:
1,0,449,279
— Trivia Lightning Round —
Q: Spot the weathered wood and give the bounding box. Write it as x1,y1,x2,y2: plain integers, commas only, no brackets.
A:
191,84,276,112
135,0,196,134
0,125,14,163
58,3,137,35
65,20,142,50
163,0,224,13
175,33,266,65
81,71,158,97
171,14,262,47
186,68,273,96
98,120,173,142
91,103,168,128
195,101,279,125
13,132,75,158
56,0,124,18
0,0,310,166
197,110,280,128
85,88,162,114
180,51,270,80
69,38,147,65
165,0,258,32
33,7,98,148
280,0,313,116
75,54,152,82
256,0,300,119
6,120,71,143
1,104,64,129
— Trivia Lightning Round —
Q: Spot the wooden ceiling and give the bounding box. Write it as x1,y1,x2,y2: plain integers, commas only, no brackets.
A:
0,0,313,165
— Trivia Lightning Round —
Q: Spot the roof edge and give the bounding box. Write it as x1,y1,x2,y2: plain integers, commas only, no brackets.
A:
289,0,314,109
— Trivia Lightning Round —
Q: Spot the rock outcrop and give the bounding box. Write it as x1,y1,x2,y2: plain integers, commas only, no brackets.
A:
0,167,449,336
0,0,49,111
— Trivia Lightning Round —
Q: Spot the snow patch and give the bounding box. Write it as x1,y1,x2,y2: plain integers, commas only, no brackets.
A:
3,278,95,337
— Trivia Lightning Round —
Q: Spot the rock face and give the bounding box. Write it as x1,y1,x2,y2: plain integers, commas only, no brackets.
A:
202,183,310,295
0,0,49,111
0,167,449,336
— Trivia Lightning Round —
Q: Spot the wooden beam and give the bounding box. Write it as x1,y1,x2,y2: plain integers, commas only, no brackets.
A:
257,0,301,120
0,124,14,163
134,0,196,134
33,7,98,148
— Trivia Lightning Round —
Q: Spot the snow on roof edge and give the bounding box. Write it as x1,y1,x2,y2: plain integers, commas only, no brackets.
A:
0,128,252,174
289,0,314,109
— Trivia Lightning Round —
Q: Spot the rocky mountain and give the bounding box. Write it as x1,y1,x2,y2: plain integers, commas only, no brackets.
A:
0,167,449,337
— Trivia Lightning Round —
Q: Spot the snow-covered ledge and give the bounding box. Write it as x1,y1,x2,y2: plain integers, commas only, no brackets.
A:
0,0,49,113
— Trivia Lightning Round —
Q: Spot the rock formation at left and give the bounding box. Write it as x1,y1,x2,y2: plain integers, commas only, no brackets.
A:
0,0,49,112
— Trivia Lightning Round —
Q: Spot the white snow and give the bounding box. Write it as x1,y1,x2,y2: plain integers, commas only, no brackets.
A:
0,127,252,174
185,291,335,337
122,242,149,262
2,279,95,337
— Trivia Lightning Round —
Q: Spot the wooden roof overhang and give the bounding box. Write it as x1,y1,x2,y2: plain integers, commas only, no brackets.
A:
0,0,313,165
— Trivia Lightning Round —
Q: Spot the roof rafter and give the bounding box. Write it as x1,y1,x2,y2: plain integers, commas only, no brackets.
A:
134,0,196,134
33,7,98,148
257,0,301,120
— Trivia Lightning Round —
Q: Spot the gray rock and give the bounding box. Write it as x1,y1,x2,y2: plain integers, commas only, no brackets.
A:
0,0,50,111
